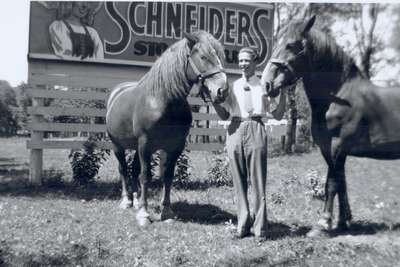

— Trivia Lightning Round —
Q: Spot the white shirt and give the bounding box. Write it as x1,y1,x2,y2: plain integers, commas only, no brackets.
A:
222,74,277,119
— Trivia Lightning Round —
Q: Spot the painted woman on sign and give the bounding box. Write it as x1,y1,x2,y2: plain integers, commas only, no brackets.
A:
45,2,104,60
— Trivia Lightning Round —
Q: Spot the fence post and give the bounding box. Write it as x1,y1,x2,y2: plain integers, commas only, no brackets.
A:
29,84,45,186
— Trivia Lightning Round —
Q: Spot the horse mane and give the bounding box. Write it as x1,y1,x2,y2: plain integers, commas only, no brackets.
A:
307,28,362,83
137,31,225,100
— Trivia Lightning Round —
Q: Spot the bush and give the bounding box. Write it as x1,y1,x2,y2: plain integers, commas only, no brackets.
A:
305,169,325,200
174,150,191,188
295,123,312,153
69,136,110,186
126,149,192,189
0,100,18,137
207,154,233,187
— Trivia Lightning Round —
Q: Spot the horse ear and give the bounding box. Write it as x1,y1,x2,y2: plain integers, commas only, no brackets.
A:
302,15,316,36
183,32,198,50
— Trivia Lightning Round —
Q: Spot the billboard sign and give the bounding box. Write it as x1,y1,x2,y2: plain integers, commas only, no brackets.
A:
29,2,274,72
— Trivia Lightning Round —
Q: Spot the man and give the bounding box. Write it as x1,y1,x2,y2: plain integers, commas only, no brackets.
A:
213,47,286,239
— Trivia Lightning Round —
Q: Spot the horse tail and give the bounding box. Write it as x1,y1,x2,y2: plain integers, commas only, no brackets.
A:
107,82,138,109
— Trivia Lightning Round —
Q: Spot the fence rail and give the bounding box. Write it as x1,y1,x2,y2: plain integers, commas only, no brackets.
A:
26,86,226,152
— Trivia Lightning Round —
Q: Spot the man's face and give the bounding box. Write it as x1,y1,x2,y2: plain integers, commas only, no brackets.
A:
238,52,256,78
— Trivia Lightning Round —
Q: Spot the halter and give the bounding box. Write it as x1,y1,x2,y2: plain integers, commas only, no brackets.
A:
268,43,309,88
187,55,226,102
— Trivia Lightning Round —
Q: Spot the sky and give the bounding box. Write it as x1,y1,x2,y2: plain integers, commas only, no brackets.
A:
0,0,30,86
0,0,400,87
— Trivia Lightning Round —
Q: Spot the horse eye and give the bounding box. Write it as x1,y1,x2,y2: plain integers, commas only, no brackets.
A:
201,55,208,61
286,43,295,50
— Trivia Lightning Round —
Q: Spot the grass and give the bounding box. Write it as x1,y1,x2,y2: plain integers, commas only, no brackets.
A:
1,137,400,266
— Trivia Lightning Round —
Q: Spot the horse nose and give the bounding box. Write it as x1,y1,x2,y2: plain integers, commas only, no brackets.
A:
216,87,228,102
217,88,223,97
265,81,273,94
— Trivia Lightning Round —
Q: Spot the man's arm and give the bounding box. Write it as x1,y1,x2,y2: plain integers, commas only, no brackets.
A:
212,103,230,120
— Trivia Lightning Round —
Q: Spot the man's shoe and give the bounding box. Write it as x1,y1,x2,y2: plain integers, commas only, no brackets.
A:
254,231,267,242
254,235,267,243
231,229,251,240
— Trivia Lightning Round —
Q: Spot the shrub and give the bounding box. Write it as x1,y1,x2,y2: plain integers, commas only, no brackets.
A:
173,150,192,188
0,99,18,137
305,169,325,200
126,149,192,189
207,154,233,187
69,136,110,186
295,123,312,153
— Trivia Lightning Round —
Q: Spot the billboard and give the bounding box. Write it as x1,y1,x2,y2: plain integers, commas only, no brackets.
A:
29,2,274,72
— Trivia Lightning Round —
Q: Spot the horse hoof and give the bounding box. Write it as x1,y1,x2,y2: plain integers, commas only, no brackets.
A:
306,228,330,238
132,197,140,210
137,216,151,227
119,198,132,209
317,217,332,231
136,208,151,227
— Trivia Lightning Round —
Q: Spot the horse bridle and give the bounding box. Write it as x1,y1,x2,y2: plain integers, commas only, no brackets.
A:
268,40,310,90
186,54,226,102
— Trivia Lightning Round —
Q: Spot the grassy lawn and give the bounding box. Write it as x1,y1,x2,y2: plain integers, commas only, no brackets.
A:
0,137,400,266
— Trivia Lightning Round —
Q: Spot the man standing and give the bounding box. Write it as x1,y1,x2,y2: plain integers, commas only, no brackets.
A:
213,47,286,239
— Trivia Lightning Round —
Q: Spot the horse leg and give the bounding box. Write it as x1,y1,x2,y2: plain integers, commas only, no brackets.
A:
308,136,336,237
332,139,352,231
131,151,141,210
321,167,336,230
158,149,182,221
136,137,152,227
114,148,132,209
336,158,352,231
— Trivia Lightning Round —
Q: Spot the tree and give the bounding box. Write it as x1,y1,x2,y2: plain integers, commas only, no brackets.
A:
351,4,386,79
306,3,387,79
0,80,18,136
273,3,309,153
14,82,33,132
0,80,17,107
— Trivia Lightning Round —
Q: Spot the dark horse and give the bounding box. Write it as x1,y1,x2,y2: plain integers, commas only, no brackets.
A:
262,15,400,236
106,31,228,226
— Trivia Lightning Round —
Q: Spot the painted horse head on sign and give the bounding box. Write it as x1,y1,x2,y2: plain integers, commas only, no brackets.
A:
106,31,228,227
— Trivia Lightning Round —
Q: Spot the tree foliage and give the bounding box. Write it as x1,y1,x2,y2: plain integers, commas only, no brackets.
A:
0,80,18,136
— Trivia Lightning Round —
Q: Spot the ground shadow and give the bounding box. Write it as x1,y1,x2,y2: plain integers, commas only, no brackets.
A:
266,222,311,240
0,180,122,200
331,220,400,237
0,170,230,203
171,201,236,225
0,239,96,267
0,178,229,201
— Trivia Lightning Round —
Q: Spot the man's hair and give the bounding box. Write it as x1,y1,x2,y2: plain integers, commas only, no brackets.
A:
239,47,259,62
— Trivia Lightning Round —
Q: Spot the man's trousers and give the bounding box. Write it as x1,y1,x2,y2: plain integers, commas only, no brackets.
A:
226,119,268,237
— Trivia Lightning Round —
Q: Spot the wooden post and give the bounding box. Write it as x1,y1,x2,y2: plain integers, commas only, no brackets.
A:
281,135,286,151
29,84,45,186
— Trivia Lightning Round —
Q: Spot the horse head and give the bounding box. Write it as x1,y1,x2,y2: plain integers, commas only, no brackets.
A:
261,15,316,98
326,94,352,134
184,32,229,104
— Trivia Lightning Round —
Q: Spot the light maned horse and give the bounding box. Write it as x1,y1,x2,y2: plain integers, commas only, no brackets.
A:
106,31,228,226
262,15,400,236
